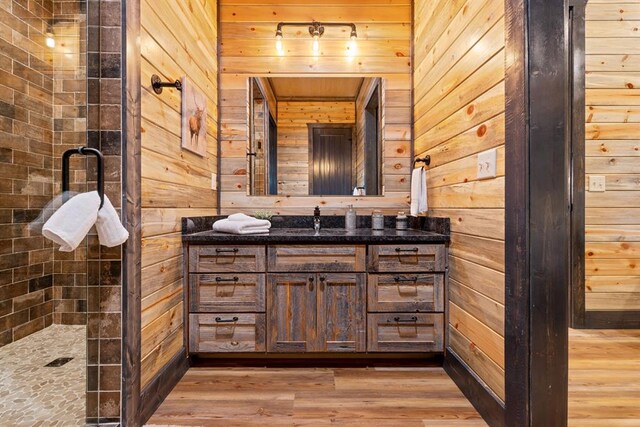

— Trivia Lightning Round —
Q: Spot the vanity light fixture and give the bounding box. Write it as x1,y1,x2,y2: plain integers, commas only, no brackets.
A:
274,21,358,56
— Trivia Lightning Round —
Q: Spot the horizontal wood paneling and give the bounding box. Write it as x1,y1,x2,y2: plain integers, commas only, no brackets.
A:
414,0,506,401
219,0,411,214
140,0,218,388
585,2,640,311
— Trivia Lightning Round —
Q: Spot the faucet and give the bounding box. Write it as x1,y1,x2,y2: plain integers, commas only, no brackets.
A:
313,206,321,233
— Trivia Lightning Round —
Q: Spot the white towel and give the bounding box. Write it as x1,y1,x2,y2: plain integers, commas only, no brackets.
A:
96,194,129,247
213,217,271,235
42,191,101,252
410,167,428,216
227,213,271,228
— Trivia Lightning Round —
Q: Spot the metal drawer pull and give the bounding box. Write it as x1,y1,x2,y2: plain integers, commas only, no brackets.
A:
215,316,239,323
394,276,418,282
393,316,418,323
215,248,239,254
395,247,419,253
215,276,239,283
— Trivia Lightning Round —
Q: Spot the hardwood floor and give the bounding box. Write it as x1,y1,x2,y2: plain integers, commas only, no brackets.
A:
146,367,487,426
568,328,640,426
147,328,640,426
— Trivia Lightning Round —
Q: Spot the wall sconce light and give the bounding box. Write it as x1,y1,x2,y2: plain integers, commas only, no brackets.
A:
45,24,55,49
274,21,357,56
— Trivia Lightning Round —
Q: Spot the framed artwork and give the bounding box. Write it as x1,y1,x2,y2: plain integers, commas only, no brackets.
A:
181,76,207,156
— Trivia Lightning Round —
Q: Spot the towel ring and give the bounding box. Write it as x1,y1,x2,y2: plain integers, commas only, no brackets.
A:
62,147,105,209
413,156,431,169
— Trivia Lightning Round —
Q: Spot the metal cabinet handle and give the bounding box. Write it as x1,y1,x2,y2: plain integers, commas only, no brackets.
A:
393,316,418,323
394,275,418,282
215,316,239,323
395,247,419,253
215,276,239,283
308,276,314,291
215,248,239,254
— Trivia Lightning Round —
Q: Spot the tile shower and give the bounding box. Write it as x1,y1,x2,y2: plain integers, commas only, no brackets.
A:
0,0,124,424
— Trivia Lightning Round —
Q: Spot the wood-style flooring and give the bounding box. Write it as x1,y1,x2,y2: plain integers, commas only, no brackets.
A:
146,367,487,426
147,328,640,426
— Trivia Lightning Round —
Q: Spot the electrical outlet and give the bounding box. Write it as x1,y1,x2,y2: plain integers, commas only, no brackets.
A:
477,148,497,180
589,175,606,192
211,173,217,191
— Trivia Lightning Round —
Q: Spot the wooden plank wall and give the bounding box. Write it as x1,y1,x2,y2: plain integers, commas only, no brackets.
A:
219,0,412,214
276,101,355,195
584,1,640,311
140,0,218,388
413,0,506,401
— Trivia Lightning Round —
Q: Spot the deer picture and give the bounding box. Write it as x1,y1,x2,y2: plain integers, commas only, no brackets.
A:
189,96,204,146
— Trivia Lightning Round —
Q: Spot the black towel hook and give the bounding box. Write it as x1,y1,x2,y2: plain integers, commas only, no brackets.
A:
62,147,105,209
413,155,431,169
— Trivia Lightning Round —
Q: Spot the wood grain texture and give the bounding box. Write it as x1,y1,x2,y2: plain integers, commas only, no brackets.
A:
219,0,412,214
367,313,444,352
413,0,506,401
584,1,640,311
147,367,487,426
140,0,218,388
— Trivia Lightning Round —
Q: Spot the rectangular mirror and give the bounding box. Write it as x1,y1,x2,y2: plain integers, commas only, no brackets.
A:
248,77,384,197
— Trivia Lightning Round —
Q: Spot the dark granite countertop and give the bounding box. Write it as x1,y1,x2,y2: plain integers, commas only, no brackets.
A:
182,215,449,245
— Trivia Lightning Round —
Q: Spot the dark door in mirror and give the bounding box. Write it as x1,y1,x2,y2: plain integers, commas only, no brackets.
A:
364,84,381,195
268,114,278,195
309,125,354,195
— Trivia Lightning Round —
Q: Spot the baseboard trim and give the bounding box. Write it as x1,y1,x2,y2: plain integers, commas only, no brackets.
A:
584,310,640,329
444,350,505,427
137,349,189,425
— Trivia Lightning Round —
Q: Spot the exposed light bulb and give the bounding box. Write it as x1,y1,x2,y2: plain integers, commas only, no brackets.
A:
312,36,320,54
347,39,357,56
275,35,283,53
45,25,55,48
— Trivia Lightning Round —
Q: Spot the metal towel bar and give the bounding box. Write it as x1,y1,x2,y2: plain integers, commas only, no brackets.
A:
61,147,105,209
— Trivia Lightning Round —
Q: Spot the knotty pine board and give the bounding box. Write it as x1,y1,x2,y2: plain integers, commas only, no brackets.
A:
414,0,506,401
584,1,640,311
140,0,218,388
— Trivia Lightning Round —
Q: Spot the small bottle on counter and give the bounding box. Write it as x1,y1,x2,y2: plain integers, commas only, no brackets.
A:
396,212,408,230
345,205,357,231
371,210,384,230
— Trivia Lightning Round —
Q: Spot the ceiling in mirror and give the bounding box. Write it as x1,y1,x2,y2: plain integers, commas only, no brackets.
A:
268,77,365,101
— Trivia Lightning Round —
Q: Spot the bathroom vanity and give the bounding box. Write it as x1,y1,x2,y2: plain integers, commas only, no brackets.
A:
182,216,449,358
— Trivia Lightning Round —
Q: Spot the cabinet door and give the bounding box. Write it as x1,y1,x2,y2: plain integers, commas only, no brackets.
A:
267,274,317,352
316,273,366,352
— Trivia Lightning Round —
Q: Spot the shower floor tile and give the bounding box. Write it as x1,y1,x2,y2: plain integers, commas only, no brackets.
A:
0,325,86,426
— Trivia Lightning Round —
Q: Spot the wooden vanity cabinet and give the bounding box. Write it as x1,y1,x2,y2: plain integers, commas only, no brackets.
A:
187,241,446,356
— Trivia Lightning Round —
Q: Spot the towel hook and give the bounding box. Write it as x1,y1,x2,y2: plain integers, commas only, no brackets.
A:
62,147,105,209
413,155,431,169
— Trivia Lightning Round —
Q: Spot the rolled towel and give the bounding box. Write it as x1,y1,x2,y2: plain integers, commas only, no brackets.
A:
410,167,428,216
42,191,101,252
212,218,271,235
96,194,129,247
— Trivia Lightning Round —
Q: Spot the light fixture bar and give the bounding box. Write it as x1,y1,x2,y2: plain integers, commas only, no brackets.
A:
274,21,358,55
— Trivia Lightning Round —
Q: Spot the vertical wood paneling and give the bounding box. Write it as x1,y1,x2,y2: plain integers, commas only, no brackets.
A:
414,0,506,401
218,0,412,214
584,1,640,311
140,0,218,388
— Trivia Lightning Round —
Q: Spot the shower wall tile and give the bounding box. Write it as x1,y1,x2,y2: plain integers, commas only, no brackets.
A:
0,0,55,346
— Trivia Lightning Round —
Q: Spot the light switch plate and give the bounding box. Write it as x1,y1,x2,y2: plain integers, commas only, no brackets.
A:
477,148,497,180
211,173,217,191
589,175,606,192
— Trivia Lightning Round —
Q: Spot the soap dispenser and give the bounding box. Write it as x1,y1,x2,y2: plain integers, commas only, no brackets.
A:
345,205,356,231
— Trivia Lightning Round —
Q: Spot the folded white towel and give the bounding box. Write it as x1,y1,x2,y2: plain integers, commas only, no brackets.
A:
410,167,428,216
42,191,101,252
213,218,271,235
227,213,271,228
96,194,129,247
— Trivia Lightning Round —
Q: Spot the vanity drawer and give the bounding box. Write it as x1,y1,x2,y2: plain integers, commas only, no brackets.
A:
268,245,366,272
367,313,444,352
368,244,446,273
189,313,266,353
368,274,444,312
189,274,265,313
189,245,265,273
